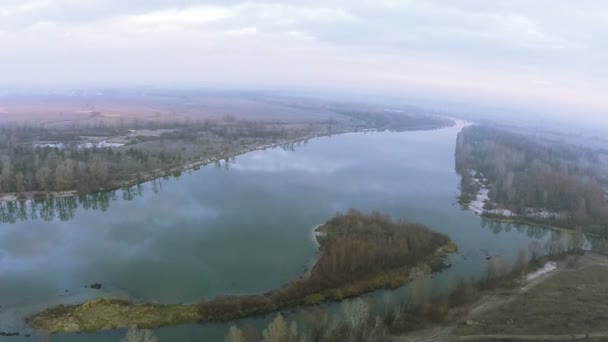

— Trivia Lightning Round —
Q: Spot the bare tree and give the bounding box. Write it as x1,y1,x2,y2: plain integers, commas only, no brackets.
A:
121,328,157,342
263,314,288,342
288,321,298,342
299,309,341,341
341,298,370,334
361,317,389,342
225,326,245,342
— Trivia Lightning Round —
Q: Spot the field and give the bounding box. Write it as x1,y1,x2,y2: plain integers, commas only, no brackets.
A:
0,89,453,200
454,255,608,337
0,90,349,125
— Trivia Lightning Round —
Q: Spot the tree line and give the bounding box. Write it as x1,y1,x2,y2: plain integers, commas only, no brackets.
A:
0,107,452,197
0,119,336,196
456,125,608,236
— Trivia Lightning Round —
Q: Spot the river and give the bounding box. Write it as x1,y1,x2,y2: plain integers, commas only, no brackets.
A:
0,123,561,341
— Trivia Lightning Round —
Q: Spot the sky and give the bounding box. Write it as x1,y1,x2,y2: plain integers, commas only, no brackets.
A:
0,0,607,117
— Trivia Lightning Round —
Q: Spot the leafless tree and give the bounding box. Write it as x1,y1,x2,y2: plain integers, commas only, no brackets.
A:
263,314,288,342
225,326,245,342
341,298,370,337
121,328,157,342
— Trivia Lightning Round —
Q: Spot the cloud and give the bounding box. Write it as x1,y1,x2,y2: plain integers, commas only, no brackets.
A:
121,6,233,26
0,0,606,113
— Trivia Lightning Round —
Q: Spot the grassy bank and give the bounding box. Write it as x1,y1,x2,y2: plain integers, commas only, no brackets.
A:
455,258,608,336
28,210,455,333
214,252,585,341
27,299,198,333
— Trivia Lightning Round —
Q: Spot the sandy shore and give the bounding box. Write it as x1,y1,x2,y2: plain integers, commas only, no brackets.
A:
310,223,326,248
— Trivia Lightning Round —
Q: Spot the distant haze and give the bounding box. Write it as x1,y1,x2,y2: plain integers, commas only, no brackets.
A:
0,1,607,123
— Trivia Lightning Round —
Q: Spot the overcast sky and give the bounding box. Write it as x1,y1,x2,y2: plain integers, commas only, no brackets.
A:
1,0,607,115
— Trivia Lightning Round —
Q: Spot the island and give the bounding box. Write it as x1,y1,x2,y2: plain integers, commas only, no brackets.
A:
28,209,455,333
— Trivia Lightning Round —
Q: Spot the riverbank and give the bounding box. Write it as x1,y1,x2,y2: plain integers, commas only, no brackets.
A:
455,124,608,243
0,120,457,203
0,129,352,203
480,214,595,252
453,253,608,338
459,168,597,251
28,210,456,333
390,251,588,341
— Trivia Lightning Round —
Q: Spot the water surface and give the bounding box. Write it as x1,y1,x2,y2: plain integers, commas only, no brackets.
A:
0,123,557,341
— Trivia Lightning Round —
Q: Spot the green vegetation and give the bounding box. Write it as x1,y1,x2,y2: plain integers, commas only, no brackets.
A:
28,210,452,333
27,298,198,333
456,125,608,236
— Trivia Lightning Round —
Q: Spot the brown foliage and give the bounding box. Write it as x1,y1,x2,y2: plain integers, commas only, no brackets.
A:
456,125,608,236
196,210,449,321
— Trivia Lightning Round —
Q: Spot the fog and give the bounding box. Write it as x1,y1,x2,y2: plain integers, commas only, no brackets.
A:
0,0,606,125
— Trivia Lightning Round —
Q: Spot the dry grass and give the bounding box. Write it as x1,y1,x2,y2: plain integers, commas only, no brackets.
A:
0,93,347,125
28,298,198,333
455,265,608,335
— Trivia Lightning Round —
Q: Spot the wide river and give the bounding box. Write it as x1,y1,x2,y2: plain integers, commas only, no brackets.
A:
0,123,558,341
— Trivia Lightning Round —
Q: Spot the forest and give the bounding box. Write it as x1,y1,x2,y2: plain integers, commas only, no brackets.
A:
0,110,451,199
455,125,608,236
28,209,452,333
0,120,332,196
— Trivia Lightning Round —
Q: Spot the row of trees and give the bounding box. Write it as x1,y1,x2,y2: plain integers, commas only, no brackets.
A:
0,103,452,196
456,125,608,235
0,118,341,196
334,108,453,132
0,145,183,194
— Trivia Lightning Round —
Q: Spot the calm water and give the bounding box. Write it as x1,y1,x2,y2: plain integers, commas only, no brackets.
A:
0,123,558,341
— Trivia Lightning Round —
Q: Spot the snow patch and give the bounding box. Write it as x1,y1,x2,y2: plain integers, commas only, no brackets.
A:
469,187,489,215
486,208,515,217
526,261,557,281
581,234,593,251
34,140,125,149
